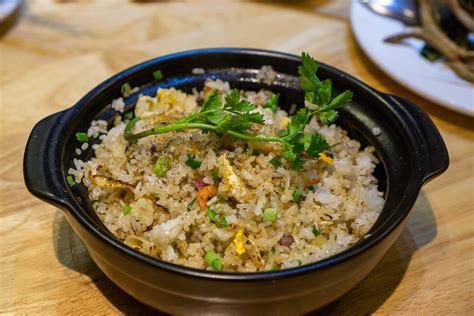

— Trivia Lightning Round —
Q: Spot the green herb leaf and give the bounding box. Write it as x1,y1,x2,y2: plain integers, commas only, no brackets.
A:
292,190,302,202
66,175,76,187
153,156,170,177
318,110,338,125
152,69,163,80
306,134,330,157
185,154,202,169
298,52,320,92
312,225,320,237
207,207,228,226
262,208,277,222
75,132,88,143
325,90,353,111
271,247,276,254
123,205,132,215
205,250,222,271
264,94,279,113
225,89,255,113
121,83,132,98
201,90,222,112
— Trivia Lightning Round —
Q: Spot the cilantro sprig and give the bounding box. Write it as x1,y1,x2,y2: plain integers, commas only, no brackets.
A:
124,52,353,170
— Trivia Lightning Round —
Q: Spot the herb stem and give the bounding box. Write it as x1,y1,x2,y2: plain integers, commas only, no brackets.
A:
126,122,217,142
126,122,292,149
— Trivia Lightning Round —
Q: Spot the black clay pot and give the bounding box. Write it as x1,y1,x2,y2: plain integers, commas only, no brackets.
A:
24,48,448,315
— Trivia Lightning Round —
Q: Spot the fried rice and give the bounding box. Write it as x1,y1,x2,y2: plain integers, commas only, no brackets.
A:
68,78,384,272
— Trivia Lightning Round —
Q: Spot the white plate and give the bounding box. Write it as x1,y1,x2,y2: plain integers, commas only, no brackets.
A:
350,0,473,116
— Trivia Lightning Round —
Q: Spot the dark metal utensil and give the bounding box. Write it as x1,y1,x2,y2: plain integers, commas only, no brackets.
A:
359,0,420,25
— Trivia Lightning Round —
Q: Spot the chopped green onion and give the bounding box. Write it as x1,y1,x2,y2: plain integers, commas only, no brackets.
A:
123,205,132,215
212,170,222,181
185,154,202,169
123,111,134,120
312,225,320,237
75,132,88,143
66,175,76,187
271,247,276,254
292,190,302,202
252,149,260,156
206,207,228,226
187,198,196,212
308,185,315,191
152,69,163,80
262,208,277,222
263,93,279,113
121,83,132,98
269,157,282,167
124,117,141,144
298,260,303,266
153,156,170,178
205,250,222,271
269,266,279,271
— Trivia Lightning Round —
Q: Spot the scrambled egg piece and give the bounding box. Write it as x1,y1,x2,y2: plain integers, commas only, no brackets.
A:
217,154,250,202
134,88,197,122
278,116,290,128
233,230,246,255
319,152,333,164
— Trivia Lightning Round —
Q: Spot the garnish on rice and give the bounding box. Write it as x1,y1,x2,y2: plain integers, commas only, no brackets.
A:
124,52,353,170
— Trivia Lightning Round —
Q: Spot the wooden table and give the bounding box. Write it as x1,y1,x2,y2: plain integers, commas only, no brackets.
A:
1,0,472,314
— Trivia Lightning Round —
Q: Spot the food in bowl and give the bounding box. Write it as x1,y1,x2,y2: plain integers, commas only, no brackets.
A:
67,53,384,272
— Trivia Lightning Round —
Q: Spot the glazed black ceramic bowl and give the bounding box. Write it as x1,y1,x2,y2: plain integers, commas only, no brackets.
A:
24,48,448,315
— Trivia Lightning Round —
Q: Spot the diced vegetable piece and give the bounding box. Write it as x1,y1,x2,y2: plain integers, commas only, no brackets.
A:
153,156,170,177
262,208,277,222
123,205,132,215
269,157,281,167
279,234,295,247
187,198,196,212
185,154,202,169
196,185,217,209
121,83,131,97
75,132,88,143
152,69,163,80
206,207,228,226
292,190,302,202
271,247,276,254
212,170,222,181
205,250,222,271
263,94,279,113
195,180,207,189
312,225,320,237
66,175,76,187
123,111,134,120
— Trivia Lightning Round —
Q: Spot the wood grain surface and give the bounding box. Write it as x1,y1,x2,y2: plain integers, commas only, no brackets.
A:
1,0,473,314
